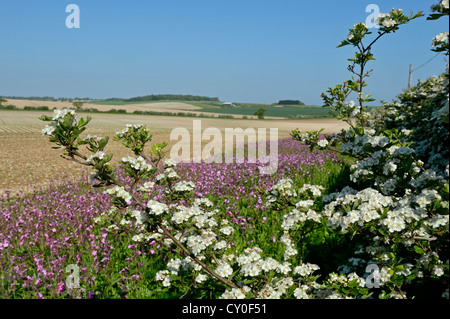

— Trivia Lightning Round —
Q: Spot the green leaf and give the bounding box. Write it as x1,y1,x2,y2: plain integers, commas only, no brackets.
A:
414,245,426,255
394,264,405,272
78,117,86,127
347,279,359,289
406,273,417,281
98,136,109,151
39,115,53,121
337,40,350,48
378,228,389,237
391,274,404,286
427,13,445,20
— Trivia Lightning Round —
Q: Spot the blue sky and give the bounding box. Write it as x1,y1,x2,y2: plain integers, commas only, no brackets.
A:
0,0,448,105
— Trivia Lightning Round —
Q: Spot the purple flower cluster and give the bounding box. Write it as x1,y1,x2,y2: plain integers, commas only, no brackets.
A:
0,177,113,298
0,137,343,298
174,138,341,226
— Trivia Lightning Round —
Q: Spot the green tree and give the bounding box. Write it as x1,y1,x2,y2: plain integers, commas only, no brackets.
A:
72,101,84,109
278,100,305,105
254,107,267,119
0,98,7,106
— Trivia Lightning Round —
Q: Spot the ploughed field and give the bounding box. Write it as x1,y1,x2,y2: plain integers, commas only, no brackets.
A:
0,110,349,195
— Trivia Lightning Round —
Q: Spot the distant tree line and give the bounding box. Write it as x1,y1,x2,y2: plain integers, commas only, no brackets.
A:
0,95,90,102
0,95,59,101
124,94,220,102
0,94,220,103
277,100,305,105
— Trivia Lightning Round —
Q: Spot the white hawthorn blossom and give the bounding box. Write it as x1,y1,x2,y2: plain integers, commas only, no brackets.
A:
86,151,106,163
146,200,169,216
41,124,55,136
122,155,153,172
104,185,132,203
317,139,329,148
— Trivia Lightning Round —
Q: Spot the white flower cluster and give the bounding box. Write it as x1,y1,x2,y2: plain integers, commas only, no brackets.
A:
327,272,366,288
42,109,78,135
352,22,368,31
324,188,393,231
137,181,155,192
131,232,154,243
164,158,177,167
41,124,56,136
256,277,295,299
269,178,295,198
340,130,389,156
299,183,324,197
342,130,423,190
81,134,102,142
375,10,401,28
157,167,179,181
129,209,149,226
317,139,329,148
52,108,76,121
155,270,171,287
173,181,195,192
432,32,449,48
220,286,251,299
185,231,217,255
266,179,319,206
344,100,367,118
293,263,320,277
86,151,106,163
146,200,169,216
323,184,447,236
437,0,449,12
104,185,132,203
122,155,153,172
281,207,321,231
115,123,144,138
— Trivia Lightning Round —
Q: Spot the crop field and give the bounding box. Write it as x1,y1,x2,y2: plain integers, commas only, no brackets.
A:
0,110,349,196
3,98,344,120
197,105,334,118
89,99,335,118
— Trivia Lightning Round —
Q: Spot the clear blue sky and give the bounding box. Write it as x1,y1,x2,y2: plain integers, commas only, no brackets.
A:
0,0,448,105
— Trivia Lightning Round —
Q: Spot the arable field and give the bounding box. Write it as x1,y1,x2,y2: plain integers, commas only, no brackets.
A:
3,98,336,119
197,105,334,118
0,110,349,195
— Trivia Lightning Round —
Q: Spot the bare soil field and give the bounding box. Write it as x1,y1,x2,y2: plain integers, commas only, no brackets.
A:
0,110,350,195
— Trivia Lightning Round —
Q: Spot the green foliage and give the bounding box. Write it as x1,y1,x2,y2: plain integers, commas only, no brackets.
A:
125,94,219,103
278,100,305,105
254,107,267,119
205,105,333,118
0,104,17,110
72,101,84,109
